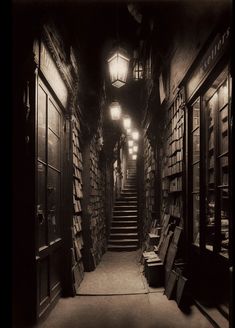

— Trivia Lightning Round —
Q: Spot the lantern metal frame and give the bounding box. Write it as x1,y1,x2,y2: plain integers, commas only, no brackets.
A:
109,101,122,120
107,48,130,88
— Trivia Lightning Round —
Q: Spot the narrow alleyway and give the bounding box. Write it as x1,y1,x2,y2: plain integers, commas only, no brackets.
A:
12,1,232,328
36,251,215,328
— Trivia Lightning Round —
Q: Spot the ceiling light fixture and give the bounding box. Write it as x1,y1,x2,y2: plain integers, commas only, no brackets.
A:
109,101,122,120
128,140,134,147
123,117,131,129
108,50,130,88
133,145,138,152
132,130,139,140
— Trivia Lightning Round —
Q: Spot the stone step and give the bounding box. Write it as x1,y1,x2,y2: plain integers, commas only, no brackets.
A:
121,193,137,197
110,226,138,234
118,196,137,201
116,199,137,202
109,239,139,245
114,204,137,209
112,215,137,220
122,188,137,192
113,210,138,216
112,220,138,226
115,202,137,207
110,232,138,239
107,244,139,251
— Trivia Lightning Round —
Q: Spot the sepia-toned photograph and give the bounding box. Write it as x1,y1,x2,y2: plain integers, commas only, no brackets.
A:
12,0,232,327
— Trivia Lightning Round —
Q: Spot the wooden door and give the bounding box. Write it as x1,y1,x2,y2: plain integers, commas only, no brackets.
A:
36,76,65,318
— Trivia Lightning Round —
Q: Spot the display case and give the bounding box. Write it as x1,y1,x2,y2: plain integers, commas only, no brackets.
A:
190,98,200,246
189,67,231,259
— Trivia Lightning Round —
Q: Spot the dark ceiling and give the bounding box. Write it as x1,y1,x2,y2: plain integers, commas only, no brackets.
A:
12,0,231,132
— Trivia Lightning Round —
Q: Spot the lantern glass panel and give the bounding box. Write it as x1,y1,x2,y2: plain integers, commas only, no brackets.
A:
128,140,134,147
132,131,139,140
110,102,121,120
108,52,129,88
123,117,131,129
133,145,138,152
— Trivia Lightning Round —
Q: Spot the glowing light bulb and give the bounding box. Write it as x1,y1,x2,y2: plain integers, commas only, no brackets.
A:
123,117,131,129
133,145,138,152
110,102,121,120
128,140,134,147
132,130,139,140
108,51,130,88
132,154,137,160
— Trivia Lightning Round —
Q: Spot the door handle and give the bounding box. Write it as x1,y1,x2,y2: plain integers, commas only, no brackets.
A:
37,210,45,225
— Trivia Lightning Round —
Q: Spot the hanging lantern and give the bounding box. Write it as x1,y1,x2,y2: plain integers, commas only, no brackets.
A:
127,128,132,135
129,148,133,154
128,140,134,147
108,49,130,88
123,117,131,129
110,101,122,120
132,154,137,160
133,145,138,152
132,130,139,140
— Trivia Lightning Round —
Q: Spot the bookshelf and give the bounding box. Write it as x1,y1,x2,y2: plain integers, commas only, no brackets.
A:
71,113,84,293
143,135,156,249
161,88,185,230
82,125,106,270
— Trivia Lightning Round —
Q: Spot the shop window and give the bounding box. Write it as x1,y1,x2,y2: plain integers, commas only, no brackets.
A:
189,67,231,259
190,98,200,246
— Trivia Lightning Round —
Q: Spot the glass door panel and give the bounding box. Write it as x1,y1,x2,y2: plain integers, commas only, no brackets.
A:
217,76,229,257
47,167,61,243
191,98,200,246
192,193,200,245
192,129,200,162
38,84,47,162
48,129,60,169
37,161,47,249
219,188,229,258
36,77,64,317
205,92,217,251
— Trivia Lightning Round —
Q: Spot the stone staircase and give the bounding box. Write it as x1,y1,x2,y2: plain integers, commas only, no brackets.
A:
108,160,139,251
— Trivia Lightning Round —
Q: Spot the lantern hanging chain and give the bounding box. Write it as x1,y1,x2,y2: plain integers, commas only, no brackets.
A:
116,1,119,47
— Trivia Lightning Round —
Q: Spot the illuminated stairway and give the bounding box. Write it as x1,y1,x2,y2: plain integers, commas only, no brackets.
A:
108,160,139,251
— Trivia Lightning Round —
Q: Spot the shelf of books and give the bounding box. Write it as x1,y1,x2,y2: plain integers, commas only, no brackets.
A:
204,74,230,257
87,127,106,269
142,134,156,250
161,89,185,236
71,113,84,294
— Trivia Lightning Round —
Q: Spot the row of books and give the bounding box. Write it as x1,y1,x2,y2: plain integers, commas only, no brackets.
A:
162,161,183,178
71,113,84,293
87,131,106,268
143,134,156,244
169,139,183,156
168,91,184,119
169,177,182,192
